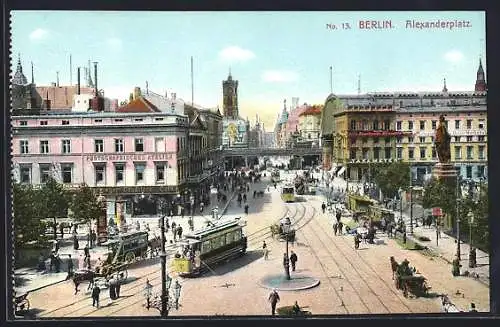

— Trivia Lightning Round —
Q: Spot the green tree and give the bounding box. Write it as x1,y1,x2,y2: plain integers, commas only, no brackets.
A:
69,183,106,247
38,177,70,240
13,183,48,248
462,184,489,252
372,162,411,199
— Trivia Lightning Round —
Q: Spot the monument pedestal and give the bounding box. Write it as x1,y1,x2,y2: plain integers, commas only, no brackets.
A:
433,163,457,181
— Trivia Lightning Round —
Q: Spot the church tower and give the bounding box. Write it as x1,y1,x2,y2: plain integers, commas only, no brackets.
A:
474,58,487,92
222,69,239,119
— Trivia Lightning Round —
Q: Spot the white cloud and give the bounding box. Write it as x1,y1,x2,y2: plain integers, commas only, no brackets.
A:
218,46,255,62
29,28,49,41
107,37,123,50
104,86,133,102
443,50,464,64
261,70,299,83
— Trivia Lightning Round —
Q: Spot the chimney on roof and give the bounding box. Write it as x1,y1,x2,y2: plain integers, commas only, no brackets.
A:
134,87,142,100
77,67,81,95
56,71,59,87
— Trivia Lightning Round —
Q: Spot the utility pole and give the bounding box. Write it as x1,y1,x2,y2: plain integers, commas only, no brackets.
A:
456,176,461,261
160,214,168,318
409,168,413,234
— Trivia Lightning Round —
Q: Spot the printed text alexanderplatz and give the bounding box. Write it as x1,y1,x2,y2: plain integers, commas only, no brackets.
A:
326,19,472,30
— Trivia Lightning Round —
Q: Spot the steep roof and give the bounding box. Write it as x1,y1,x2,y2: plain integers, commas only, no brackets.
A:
116,97,161,113
299,105,322,117
35,85,95,110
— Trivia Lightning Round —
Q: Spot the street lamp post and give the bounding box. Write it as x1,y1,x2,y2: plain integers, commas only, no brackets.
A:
455,176,461,262
409,169,413,235
160,214,168,318
282,220,291,280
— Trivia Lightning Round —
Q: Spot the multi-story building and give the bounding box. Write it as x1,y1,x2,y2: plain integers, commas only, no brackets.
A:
297,104,322,147
275,100,290,148
332,104,411,181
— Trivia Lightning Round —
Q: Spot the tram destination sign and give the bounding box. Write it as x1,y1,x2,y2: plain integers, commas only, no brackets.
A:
94,185,179,195
86,153,175,162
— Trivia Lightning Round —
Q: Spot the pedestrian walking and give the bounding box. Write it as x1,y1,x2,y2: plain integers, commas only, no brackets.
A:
49,251,55,272
354,233,360,250
290,251,298,272
60,223,65,239
333,223,338,236
268,289,280,316
85,254,91,270
144,279,153,309
262,241,269,260
321,202,326,214
37,253,45,272
66,254,74,280
336,211,342,223
116,274,123,298
173,226,177,242
200,202,205,213
73,234,79,250
84,244,90,258
177,225,183,239
109,277,117,300
244,204,249,214
243,193,247,203
469,303,478,312
337,221,343,235
92,284,101,308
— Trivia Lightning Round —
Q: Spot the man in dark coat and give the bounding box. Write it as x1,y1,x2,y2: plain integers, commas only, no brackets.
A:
289,251,298,272
321,202,326,214
268,289,280,315
336,211,342,223
92,284,101,308
66,254,74,280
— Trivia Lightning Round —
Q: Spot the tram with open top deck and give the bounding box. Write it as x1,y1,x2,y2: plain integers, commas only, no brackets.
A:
281,184,296,202
171,218,247,277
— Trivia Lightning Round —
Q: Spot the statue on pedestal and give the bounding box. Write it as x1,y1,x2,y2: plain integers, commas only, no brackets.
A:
435,115,451,163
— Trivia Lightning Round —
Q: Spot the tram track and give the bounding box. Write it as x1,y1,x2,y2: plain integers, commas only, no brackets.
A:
306,198,415,313
291,203,350,314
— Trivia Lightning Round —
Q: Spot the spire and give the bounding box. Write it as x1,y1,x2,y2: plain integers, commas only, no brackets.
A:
283,98,287,111
228,67,232,80
475,58,486,92
12,53,28,85
31,61,34,84
442,78,448,93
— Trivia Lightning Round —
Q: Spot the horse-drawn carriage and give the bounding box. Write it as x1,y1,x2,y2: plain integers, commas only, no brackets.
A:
390,256,430,298
73,231,159,288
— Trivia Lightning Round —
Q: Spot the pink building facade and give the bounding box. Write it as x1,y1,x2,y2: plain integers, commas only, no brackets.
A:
285,104,308,135
12,111,195,220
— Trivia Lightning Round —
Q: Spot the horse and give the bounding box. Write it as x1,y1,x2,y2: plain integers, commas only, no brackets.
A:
390,256,399,280
72,269,98,294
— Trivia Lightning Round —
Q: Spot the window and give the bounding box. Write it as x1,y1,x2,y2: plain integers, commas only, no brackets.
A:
432,149,436,159
466,120,472,129
419,121,425,130
408,121,413,130
20,140,29,154
466,166,472,179
362,148,369,160
350,148,356,160
40,140,49,154
396,121,402,130
373,120,379,130
478,136,485,142
156,163,166,182
466,146,473,159
419,137,425,143
61,164,72,183
135,163,146,183
478,166,485,178
385,147,391,159
19,121,27,126
454,146,462,159
135,138,144,152
62,120,70,125
135,118,143,122
114,119,123,122
384,137,390,144
454,136,461,142
431,120,437,130
95,165,105,183
308,133,311,139
420,147,426,159
408,148,414,160
94,119,102,123
362,120,369,130
155,138,165,152
115,163,125,183
115,139,124,153
373,148,380,160
20,165,31,183
408,137,414,143
373,137,379,144
466,136,473,142
397,147,402,159
455,120,460,129
155,117,164,121
350,120,357,130
478,146,485,160
384,120,390,130
396,137,402,144
478,120,485,129
362,138,367,143
61,139,71,154
40,120,48,125
39,164,50,183
94,139,104,153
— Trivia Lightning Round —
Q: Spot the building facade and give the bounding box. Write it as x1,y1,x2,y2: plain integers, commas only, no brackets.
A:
298,104,322,147
220,72,250,148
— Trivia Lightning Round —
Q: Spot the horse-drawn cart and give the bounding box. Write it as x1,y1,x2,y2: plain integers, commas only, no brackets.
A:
390,256,430,298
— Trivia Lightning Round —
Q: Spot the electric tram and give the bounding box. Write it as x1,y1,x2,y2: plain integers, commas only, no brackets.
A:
171,218,247,277
281,184,296,202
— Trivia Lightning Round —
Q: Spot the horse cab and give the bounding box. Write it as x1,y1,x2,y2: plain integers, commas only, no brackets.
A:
171,218,247,277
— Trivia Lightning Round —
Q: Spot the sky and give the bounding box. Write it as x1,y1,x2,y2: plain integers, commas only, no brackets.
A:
11,11,486,129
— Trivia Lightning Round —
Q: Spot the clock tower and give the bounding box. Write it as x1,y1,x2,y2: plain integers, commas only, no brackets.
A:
222,69,239,119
